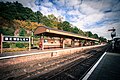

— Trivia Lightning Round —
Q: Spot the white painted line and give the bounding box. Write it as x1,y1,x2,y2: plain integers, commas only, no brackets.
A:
82,52,107,80
0,50,58,60
0,44,105,60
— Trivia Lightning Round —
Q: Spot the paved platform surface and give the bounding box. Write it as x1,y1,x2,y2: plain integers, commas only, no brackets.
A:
83,51,120,80
0,48,62,57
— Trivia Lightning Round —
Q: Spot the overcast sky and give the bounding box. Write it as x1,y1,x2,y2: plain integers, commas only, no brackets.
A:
1,0,120,40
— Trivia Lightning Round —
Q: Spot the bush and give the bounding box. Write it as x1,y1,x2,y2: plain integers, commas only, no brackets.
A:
16,43,24,48
3,42,29,48
3,42,10,48
10,43,16,48
3,48,27,52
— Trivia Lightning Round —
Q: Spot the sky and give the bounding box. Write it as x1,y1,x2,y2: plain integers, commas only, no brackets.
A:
1,0,120,40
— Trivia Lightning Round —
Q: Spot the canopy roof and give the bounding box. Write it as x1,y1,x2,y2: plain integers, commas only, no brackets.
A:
34,26,99,41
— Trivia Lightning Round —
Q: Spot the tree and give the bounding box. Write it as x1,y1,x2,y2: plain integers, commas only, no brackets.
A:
0,1,37,21
19,27,26,36
0,26,14,36
85,31,93,37
99,37,107,42
58,21,72,32
71,26,79,34
48,14,57,21
93,34,99,39
34,11,43,23
46,14,60,29
78,30,85,36
40,16,53,27
0,17,16,35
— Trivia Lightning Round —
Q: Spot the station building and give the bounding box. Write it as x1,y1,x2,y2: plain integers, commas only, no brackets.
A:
34,26,99,50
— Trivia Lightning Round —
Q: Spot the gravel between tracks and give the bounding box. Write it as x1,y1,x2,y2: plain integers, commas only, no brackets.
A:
31,46,108,80
0,45,107,80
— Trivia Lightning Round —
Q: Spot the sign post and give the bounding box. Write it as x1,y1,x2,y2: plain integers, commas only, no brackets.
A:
1,35,31,53
29,37,31,51
0,34,3,54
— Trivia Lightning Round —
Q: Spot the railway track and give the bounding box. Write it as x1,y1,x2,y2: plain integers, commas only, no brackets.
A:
31,45,108,80
46,54,93,80
15,51,91,80
0,46,107,80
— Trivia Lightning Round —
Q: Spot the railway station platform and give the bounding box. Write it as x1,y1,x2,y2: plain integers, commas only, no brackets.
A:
0,48,61,57
82,51,120,80
0,45,104,60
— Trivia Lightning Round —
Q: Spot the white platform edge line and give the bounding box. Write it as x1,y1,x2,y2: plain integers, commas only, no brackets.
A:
0,50,61,60
82,52,107,80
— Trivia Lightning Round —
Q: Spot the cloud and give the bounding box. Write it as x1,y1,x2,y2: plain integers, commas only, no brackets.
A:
40,5,65,18
72,13,104,29
65,0,81,7
79,3,99,15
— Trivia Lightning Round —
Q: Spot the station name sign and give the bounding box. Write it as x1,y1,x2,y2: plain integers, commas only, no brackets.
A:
3,36,30,42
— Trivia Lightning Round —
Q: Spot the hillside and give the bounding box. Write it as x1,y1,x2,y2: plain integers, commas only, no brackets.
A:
0,1,106,42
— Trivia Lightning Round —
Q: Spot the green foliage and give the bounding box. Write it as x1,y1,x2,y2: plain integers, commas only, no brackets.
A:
3,42,27,48
47,14,58,28
16,43,24,48
85,31,93,37
48,14,57,21
0,1,21,20
99,37,107,42
58,21,72,32
78,30,85,36
10,43,16,48
0,26,14,36
3,42,10,48
71,26,79,34
41,16,53,27
93,34,99,39
0,1,36,21
19,27,27,36
35,11,43,23
0,17,15,35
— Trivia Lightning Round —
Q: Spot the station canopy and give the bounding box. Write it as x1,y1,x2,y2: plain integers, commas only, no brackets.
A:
34,26,99,41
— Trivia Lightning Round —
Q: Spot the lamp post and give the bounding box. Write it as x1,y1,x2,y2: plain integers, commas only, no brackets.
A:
108,27,116,39
108,27,116,50
31,30,34,47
